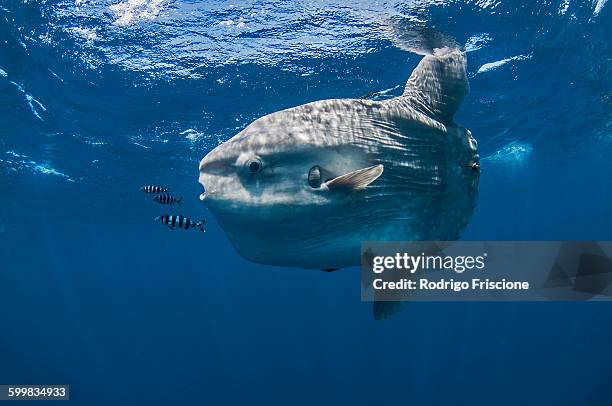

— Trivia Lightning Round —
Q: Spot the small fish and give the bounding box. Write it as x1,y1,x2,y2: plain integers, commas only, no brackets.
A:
153,193,182,206
155,215,205,232
140,185,169,194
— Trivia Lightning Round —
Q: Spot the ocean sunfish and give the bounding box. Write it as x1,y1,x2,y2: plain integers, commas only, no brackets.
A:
198,48,479,270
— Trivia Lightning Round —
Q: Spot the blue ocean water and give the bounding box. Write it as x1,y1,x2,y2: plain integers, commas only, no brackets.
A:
1,0,612,404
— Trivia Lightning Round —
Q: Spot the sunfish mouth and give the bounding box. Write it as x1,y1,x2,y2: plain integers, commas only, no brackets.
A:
199,189,221,202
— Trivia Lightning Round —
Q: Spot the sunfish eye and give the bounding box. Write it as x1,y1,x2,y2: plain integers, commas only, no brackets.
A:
308,165,322,188
246,158,262,174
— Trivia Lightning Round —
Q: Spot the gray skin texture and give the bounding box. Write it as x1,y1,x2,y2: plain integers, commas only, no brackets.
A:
199,50,479,270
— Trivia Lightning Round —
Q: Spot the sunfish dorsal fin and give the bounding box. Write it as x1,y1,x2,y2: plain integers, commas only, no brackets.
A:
323,164,383,191
403,48,469,123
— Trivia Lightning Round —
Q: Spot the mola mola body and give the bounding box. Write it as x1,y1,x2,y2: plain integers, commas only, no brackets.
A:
199,48,479,270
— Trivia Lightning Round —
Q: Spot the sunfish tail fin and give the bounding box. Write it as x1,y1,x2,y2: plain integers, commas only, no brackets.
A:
403,49,469,123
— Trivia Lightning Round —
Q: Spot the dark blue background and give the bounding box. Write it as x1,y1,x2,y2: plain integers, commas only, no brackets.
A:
1,1,611,404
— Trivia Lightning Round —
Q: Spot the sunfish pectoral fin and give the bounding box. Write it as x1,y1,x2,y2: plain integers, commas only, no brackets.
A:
403,48,468,123
322,164,384,191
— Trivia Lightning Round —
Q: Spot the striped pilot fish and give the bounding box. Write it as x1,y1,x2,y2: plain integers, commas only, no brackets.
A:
155,215,205,232
140,185,169,194
152,193,183,206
